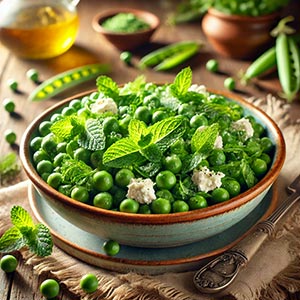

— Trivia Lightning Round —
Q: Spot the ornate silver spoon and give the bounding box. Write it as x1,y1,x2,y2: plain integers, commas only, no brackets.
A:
193,174,300,294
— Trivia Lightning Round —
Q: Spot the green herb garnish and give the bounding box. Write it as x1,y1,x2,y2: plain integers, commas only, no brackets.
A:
0,206,53,257
0,153,21,184
103,116,185,168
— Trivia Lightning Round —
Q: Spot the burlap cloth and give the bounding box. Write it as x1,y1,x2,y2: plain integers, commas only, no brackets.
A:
1,95,300,300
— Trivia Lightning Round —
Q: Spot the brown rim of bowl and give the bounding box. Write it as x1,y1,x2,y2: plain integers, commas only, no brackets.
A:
92,8,160,35
19,89,286,225
207,7,281,22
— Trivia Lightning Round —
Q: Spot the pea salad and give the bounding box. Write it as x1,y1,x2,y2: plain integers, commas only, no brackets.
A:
30,67,274,214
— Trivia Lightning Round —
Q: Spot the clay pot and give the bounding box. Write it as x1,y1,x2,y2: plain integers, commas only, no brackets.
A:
202,8,280,59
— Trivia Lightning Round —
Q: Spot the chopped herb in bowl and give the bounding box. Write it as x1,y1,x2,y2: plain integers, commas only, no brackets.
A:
101,12,150,33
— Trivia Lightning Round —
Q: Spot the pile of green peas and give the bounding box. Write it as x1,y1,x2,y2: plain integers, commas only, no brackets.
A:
30,84,274,214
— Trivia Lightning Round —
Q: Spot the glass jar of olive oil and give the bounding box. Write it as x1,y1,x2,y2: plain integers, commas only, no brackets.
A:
0,0,80,59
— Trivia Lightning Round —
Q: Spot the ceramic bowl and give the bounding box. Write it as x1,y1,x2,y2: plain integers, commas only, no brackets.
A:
92,8,160,51
20,90,285,248
201,8,280,59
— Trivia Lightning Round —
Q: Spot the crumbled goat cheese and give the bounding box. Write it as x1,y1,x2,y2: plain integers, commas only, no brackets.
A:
197,126,223,149
90,96,118,114
188,84,208,95
192,167,225,193
214,135,223,149
127,178,156,204
232,118,254,140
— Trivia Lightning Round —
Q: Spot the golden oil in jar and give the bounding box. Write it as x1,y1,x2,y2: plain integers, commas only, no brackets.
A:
0,5,79,59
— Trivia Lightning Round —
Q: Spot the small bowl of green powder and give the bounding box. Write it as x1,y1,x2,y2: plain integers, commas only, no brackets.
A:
92,8,160,50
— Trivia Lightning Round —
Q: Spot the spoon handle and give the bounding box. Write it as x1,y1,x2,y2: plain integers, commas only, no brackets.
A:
193,191,300,294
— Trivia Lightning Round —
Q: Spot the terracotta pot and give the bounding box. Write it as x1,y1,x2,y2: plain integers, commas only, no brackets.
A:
202,8,280,59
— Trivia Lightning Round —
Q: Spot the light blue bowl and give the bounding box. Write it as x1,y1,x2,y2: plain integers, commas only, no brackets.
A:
20,90,285,248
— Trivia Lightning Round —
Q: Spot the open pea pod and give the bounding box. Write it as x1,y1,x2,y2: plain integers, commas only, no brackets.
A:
29,63,110,101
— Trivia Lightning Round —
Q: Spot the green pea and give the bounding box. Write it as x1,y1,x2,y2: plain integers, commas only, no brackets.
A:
224,77,236,91
38,121,53,137
26,68,40,83
138,204,152,214
93,170,114,192
156,189,174,202
37,160,54,175
134,106,152,124
120,51,132,65
47,172,63,189
103,240,120,256
33,149,50,165
7,79,18,92
221,178,241,197
151,198,171,214
163,154,182,174
80,273,99,293
206,59,219,72
4,129,17,144
93,192,113,209
115,168,135,188
74,147,91,164
61,106,76,116
71,186,89,203
211,188,230,203
172,200,189,213
251,158,268,177
155,170,177,190
3,98,15,113
30,136,43,151
119,198,139,213
188,194,208,210
39,279,60,299
0,254,18,273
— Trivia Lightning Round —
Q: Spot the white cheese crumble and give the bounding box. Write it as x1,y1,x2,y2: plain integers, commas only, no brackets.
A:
188,84,208,96
197,126,223,149
192,166,225,193
90,96,118,114
232,118,254,140
127,178,156,204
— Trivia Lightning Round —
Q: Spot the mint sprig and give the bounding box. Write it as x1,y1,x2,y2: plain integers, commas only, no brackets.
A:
103,116,185,168
0,206,53,257
170,66,192,97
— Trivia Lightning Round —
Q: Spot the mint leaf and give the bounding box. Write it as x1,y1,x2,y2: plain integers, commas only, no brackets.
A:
103,138,145,168
128,118,147,144
0,206,53,257
134,161,161,178
0,152,21,184
0,227,25,252
61,158,93,186
50,115,85,141
11,206,35,230
25,224,53,257
140,144,162,163
149,116,185,152
191,123,219,154
78,118,106,151
96,75,119,98
170,67,192,97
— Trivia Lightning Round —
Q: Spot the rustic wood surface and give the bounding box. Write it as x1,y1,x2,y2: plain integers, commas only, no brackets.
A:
0,0,300,299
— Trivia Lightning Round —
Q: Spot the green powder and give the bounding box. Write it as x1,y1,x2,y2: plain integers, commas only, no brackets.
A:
102,13,150,33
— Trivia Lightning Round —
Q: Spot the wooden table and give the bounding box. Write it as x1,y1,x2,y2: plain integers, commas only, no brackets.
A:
1,0,300,299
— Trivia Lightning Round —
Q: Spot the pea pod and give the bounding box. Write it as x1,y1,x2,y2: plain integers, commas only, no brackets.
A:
139,41,201,69
271,16,300,102
29,64,110,102
154,43,199,71
241,47,277,84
